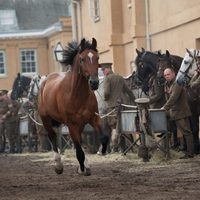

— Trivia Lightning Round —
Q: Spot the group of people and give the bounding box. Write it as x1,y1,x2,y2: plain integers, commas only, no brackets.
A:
146,59,200,158
99,60,200,159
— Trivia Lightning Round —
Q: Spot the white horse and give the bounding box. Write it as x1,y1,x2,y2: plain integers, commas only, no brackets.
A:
176,48,200,86
28,74,47,100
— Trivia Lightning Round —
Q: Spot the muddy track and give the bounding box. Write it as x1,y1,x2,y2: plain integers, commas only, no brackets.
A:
0,151,200,200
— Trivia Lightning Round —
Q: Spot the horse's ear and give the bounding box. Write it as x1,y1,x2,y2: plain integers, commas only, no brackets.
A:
17,72,20,78
166,50,170,57
136,48,141,55
80,38,86,51
158,51,162,56
141,47,145,52
92,38,97,49
186,48,190,54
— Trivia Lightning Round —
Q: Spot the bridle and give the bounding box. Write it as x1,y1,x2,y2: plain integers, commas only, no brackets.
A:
29,77,40,99
178,51,197,81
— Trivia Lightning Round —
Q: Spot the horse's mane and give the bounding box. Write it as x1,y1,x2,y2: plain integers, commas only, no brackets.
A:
62,39,98,66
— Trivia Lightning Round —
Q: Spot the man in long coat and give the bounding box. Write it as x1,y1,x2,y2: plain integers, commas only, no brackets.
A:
102,63,135,153
162,68,194,158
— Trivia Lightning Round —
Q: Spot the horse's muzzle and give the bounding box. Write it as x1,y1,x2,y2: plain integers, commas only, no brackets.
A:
89,78,99,91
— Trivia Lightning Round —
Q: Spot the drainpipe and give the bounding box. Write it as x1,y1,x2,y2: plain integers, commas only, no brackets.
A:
72,0,82,41
145,0,151,50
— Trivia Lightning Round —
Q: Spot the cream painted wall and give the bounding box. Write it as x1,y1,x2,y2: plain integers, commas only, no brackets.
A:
0,39,49,90
0,17,72,89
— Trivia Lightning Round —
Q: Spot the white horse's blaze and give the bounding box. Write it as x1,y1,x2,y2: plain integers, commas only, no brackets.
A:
88,52,94,64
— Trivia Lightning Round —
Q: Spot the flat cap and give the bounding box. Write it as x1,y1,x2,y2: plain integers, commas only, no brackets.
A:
100,62,112,69
0,89,8,96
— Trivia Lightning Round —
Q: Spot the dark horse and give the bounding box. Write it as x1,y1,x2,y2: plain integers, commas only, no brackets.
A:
38,38,108,175
135,48,200,154
11,73,32,101
135,48,161,95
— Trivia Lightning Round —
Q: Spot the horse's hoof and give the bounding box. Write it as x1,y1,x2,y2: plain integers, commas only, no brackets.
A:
84,168,91,176
77,167,91,176
55,167,63,174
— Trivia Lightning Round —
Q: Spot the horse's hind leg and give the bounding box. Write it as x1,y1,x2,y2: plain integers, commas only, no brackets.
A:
92,117,109,155
41,116,63,174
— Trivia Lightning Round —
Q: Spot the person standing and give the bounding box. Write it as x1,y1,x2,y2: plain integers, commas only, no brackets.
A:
101,63,136,153
0,90,9,152
0,90,20,153
162,68,194,158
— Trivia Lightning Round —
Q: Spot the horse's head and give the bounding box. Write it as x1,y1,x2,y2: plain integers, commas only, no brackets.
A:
28,75,41,100
157,50,183,86
135,48,160,93
176,48,200,86
62,38,100,91
11,73,32,100
78,38,99,91
157,50,174,85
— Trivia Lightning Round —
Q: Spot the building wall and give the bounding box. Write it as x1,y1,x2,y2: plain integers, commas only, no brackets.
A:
149,0,200,57
74,0,200,76
74,0,146,76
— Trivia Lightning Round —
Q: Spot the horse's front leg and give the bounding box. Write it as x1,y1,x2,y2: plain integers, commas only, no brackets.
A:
74,142,91,176
69,126,91,176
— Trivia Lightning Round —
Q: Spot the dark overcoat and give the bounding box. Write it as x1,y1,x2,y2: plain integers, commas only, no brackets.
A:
163,80,191,120
104,71,135,108
149,76,166,109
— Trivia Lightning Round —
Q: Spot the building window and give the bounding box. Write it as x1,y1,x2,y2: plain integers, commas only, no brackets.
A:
20,49,37,75
89,0,100,22
0,50,6,76
0,9,18,25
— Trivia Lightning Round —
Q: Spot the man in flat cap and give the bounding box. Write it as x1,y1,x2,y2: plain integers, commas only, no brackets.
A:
0,90,20,153
100,63,135,153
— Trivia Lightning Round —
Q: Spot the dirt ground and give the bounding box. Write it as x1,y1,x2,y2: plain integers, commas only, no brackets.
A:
0,150,200,200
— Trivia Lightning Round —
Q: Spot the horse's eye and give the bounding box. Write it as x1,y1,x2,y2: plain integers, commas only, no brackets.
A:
184,60,189,65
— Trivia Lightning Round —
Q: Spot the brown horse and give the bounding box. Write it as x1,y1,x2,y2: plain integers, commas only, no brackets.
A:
38,38,108,175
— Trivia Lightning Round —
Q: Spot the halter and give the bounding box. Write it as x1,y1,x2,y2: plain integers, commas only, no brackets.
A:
29,77,40,98
178,51,197,81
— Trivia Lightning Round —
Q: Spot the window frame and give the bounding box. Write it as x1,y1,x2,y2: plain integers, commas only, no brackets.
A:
0,50,6,77
20,48,37,76
0,10,17,26
89,0,100,22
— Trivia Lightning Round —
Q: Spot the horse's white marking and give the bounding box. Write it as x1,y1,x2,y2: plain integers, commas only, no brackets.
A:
84,157,90,169
77,156,90,175
88,52,94,64
54,152,62,168
54,152,61,163
176,49,200,83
